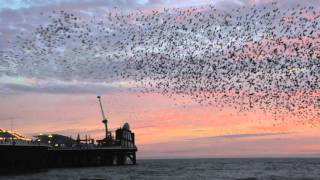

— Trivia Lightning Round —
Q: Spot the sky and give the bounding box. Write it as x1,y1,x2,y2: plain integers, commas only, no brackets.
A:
0,0,320,159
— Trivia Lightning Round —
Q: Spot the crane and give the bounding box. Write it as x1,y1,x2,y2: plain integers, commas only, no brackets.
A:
97,96,108,139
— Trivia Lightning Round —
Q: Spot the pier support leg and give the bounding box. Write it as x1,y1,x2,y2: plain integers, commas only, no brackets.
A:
132,153,136,165
127,152,136,165
116,153,126,165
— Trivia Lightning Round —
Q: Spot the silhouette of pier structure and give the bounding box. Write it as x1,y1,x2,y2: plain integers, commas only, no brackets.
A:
0,96,137,173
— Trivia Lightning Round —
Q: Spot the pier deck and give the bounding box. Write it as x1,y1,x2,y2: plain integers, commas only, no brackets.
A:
49,146,137,167
0,144,137,173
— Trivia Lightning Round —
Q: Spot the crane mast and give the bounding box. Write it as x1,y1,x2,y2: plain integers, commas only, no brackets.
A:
97,96,107,121
97,96,108,139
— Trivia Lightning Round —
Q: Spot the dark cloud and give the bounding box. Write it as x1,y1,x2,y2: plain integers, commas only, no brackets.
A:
187,132,292,141
0,81,127,94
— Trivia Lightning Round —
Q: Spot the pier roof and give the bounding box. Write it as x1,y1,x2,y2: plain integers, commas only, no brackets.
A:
0,129,31,141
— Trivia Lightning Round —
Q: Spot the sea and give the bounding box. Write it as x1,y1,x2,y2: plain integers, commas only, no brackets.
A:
2,158,320,180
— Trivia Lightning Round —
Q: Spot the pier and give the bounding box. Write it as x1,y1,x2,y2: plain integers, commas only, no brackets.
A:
0,141,137,173
0,96,137,173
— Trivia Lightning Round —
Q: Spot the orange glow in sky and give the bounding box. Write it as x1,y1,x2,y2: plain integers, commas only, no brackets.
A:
1,91,319,158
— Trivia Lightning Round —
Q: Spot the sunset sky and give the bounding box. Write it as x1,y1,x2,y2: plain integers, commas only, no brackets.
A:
1,0,320,159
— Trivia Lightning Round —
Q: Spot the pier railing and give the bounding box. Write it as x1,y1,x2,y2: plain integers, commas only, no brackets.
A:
49,145,137,151
0,139,49,147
